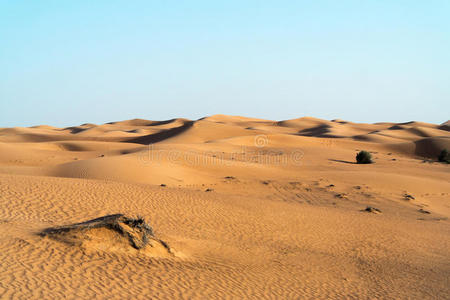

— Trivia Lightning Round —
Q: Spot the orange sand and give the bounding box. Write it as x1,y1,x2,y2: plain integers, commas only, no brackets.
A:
0,115,449,299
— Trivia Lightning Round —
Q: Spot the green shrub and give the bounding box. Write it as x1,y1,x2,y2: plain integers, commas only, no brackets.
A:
438,149,450,163
356,150,372,164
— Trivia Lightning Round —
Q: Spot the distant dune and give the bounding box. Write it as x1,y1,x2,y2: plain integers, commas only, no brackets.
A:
0,115,449,299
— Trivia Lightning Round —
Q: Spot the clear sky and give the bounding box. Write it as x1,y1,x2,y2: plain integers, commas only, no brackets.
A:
1,0,449,127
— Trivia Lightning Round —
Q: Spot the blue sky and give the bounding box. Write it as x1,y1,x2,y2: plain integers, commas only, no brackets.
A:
1,0,449,127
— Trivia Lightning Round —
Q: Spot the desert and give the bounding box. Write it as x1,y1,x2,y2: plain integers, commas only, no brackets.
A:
0,115,449,299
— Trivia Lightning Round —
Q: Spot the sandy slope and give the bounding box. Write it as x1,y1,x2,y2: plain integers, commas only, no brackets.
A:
0,115,449,299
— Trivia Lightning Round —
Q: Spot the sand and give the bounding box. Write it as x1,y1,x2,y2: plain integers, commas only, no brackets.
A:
0,115,449,299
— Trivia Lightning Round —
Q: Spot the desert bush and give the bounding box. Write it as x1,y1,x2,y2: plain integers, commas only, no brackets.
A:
356,150,372,164
438,149,450,163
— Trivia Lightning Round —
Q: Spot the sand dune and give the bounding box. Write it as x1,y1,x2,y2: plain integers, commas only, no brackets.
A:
438,120,450,132
414,137,450,157
0,115,449,299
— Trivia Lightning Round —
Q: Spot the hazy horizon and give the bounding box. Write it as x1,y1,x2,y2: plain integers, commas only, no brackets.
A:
1,113,449,129
1,1,449,127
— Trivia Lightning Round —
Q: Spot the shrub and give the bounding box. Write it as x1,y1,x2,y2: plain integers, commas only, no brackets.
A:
356,150,372,164
438,149,450,163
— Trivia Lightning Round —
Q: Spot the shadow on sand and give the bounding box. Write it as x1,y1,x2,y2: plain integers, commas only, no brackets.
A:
328,159,356,164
